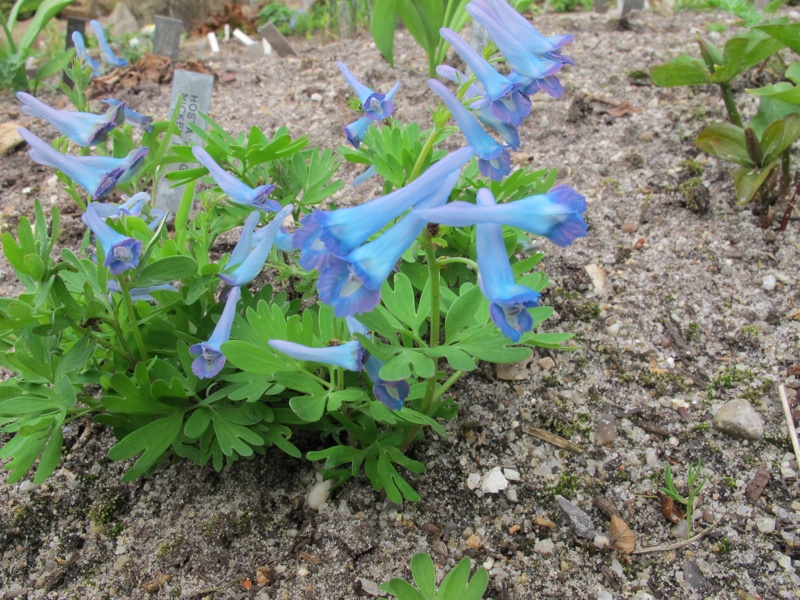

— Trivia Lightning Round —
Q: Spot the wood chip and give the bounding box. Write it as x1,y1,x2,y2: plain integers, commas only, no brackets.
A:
745,465,770,504
142,573,172,593
534,516,557,528
636,419,671,437
592,495,620,519
522,425,584,453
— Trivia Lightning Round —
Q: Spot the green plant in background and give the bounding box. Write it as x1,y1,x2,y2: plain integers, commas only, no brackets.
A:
651,21,800,217
0,0,75,91
381,553,488,600
661,460,709,539
370,0,471,76
258,1,329,37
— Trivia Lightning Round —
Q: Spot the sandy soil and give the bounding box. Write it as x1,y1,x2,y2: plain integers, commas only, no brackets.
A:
1,6,800,599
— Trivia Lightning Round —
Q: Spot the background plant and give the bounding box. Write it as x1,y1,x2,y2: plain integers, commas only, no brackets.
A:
0,0,74,91
381,553,488,600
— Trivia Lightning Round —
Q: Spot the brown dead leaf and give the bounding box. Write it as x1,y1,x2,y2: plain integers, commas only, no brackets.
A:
609,515,637,554
142,573,172,593
255,566,271,587
658,491,685,524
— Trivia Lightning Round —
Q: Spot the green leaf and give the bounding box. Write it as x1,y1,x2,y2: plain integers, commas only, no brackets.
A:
381,273,417,331
438,557,470,597
135,256,197,288
210,410,263,456
185,407,212,438
731,163,778,204
651,56,710,87
379,579,427,600
380,350,435,381
222,340,286,375
410,553,436,599
425,346,476,372
695,123,753,166
755,23,800,54
761,114,800,163
444,284,484,344
371,0,398,66
33,428,62,485
712,32,784,83
107,412,184,481
289,391,328,422
0,429,50,484
19,0,77,53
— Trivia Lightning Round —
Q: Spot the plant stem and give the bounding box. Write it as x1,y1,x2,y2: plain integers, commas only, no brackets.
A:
437,256,478,270
118,278,149,362
399,235,442,452
408,127,439,182
718,82,743,128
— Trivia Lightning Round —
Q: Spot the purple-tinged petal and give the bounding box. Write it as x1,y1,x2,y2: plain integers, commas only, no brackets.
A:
219,205,294,286
102,99,154,133
17,92,123,147
189,286,242,379
72,31,101,76
344,115,372,148
363,355,407,410
415,184,588,247
316,258,382,318
226,211,261,269
82,203,142,274
108,280,177,301
90,20,128,67
192,146,280,211
428,80,511,181
480,0,574,56
269,338,363,372
338,62,375,104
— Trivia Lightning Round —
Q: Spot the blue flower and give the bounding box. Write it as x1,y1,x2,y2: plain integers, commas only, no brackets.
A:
294,147,474,271
428,79,511,181
268,339,363,372
81,203,143,274
19,128,148,199
89,20,128,68
108,280,178,301
225,211,261,270
219,205,294,286
17,92,124,147
346,317,409,410
414,184,588,247
87,191,148,219
436,66,520,149
190,285,241,378
316,170,462,317
466,1,564,82
192,146,280,212
471,0,574,62
72,31,101,76
102,99,154,133
363,355,409,410
439,28,531,126
352,164,378,188
338,62,400,121
472,188,541,341
344,115,372,149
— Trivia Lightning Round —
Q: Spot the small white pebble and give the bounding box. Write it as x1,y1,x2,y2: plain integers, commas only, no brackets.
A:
756,516,776,534
762,274,777,291
307,479,332,510
481,467,509,494
310,93,322,102
534,538,555,555
297,567,309,577
467,473,481,490
594,534,609,549
606,322,622,336
503,468,521,481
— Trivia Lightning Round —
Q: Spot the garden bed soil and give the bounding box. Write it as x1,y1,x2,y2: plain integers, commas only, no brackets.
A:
1,6,800,599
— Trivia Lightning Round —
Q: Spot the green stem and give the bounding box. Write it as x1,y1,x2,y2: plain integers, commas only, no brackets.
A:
718,82,743,128
399,235,442,452
437,256,478,270
408,127,440,182
118,278,149,362
434,370,465,402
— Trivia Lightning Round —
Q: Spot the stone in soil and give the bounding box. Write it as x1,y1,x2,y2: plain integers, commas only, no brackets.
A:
555,495,596,539
712,399,765,440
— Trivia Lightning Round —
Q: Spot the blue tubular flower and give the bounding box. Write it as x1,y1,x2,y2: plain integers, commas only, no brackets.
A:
439,28,530,126
192,146,280,212
274,226,295,252
508,70,564,100
474,0,573,61
108,280,177,301
352,164,378,188
473,188,540,341
72,31,101,76
81,203,142,274
102,99,154,133
415,184,588,247
316,171,461,317
226,211,261,269
89,20,128,67
344,115,372,148
338,62,400,120
17,92,124,147
219,205,294,286
19,128,147,199
294,147,474,264
428,80,510,181
363,355,408,410
466,2,563,81
268,339,363,372
88,191,148,219
190,285,241,379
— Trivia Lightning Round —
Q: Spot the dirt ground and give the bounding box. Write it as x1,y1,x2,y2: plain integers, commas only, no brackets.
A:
1,5,800,599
